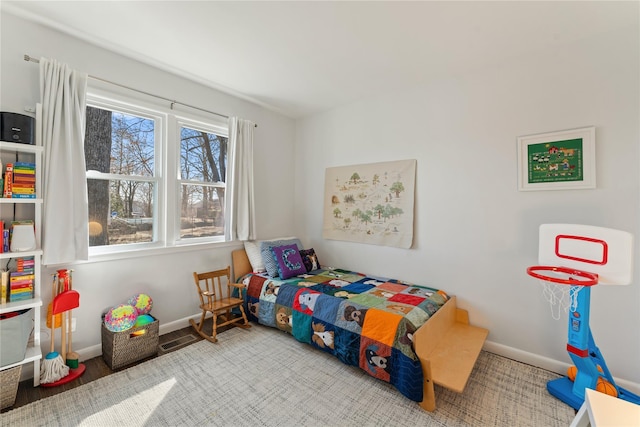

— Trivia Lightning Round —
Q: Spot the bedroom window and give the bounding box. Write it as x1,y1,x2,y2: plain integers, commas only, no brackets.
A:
178,122,228,241
84,89,229,256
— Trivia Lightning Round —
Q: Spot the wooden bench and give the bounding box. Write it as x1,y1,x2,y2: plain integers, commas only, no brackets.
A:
415,296,488,411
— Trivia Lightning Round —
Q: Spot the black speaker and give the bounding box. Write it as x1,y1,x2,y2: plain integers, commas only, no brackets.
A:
1,112,35,145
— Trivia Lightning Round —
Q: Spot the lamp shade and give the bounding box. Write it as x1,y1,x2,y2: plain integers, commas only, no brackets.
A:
10,224,36,252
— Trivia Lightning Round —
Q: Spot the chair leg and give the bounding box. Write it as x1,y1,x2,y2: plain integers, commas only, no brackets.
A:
190,310,218,343
236,305,251,329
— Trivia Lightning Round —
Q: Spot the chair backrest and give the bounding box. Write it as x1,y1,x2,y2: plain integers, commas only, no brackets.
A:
193,266,232,305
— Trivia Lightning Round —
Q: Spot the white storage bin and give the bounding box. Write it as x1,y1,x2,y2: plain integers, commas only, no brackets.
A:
0,308,33,367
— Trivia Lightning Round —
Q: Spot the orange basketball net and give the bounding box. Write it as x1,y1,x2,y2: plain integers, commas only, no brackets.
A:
527,266,598,320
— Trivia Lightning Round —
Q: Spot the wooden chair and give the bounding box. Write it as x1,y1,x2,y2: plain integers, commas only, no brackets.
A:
189,266,250,343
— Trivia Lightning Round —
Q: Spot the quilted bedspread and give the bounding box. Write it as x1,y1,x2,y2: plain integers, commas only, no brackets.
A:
241,267,449,402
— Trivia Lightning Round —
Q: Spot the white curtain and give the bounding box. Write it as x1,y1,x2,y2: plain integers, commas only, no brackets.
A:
225,117,256,241
39,58,89,265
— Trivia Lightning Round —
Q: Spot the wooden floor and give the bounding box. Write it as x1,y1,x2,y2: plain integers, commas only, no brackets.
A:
5,318,228,411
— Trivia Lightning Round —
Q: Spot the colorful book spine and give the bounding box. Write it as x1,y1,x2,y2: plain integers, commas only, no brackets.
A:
9,162,36,198
16,257,35,272
0,270,7,304
2,229,8,253
8,259,35,301
3,163,13,198
9,291,34,301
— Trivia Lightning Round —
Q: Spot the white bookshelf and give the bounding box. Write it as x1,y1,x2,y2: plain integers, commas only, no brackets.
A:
0,111,44,386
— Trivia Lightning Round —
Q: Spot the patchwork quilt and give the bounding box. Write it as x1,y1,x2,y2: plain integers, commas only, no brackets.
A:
241,267,449,402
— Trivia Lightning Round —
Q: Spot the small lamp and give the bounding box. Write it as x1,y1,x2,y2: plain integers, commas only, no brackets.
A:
10,224,36,252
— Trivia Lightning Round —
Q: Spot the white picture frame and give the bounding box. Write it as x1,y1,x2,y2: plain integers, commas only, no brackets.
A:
517,126,596,191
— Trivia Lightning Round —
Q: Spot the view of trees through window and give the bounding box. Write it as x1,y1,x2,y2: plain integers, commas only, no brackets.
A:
179,125,228,239
85,106,155,246
85,104,227,247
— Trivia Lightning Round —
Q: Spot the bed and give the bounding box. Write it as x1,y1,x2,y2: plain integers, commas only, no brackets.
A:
231,247,488,411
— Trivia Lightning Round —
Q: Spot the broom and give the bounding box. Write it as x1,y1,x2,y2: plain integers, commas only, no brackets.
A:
40,274,69,384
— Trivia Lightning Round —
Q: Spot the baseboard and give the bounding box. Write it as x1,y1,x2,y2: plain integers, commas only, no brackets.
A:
483,339,640,395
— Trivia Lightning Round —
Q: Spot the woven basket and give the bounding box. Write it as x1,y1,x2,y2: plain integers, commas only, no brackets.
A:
0,365,22,410
101,317,159,370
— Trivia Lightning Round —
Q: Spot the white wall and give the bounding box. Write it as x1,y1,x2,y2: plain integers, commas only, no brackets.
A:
295,22,640,390
1,11,296,375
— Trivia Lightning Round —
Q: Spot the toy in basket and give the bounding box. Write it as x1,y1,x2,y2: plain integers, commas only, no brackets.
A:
41,269,86,387
527,224,640,410
102,293,158,370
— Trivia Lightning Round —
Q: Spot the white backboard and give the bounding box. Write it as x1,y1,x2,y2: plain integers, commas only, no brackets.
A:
538,224,634,285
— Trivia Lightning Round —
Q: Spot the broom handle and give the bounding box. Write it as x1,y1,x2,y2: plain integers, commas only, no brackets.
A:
60,311,66,360
50,322,55,354
68,308,73,354
67,270,73,354
50,275,56,354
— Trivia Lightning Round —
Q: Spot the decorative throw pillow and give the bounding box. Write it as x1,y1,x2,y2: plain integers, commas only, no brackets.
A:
299,248,321,272
260,238,303,277
244,241,266,273
271,244,307,279
245,236,297,273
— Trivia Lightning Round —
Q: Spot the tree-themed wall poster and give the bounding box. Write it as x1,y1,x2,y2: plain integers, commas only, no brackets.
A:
323,159,416,248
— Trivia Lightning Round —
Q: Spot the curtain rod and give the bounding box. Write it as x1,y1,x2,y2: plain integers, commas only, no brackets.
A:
24,54,257,127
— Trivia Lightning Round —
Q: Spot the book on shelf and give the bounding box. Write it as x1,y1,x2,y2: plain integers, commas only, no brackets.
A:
2,229,8,253
3,163,13,198
12,163,35,173
2,256,37,302
0,270,7,304
12,187,36,194
9,271,35,286
3,161,37,198
8,290,34,301
10,282,34,292
9,280,34,289
16,256,35,272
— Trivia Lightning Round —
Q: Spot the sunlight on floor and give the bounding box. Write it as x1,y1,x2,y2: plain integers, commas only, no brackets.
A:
78,378,177,426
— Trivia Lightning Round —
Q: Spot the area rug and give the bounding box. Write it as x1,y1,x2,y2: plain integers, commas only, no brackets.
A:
1,326,575,426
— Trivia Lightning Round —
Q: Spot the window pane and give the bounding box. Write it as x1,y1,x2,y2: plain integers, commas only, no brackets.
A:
85,106,155,177
180,184,224,239
88,178,154,246
180,126,227,183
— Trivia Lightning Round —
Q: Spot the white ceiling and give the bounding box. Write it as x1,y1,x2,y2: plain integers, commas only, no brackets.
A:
3,1,636,119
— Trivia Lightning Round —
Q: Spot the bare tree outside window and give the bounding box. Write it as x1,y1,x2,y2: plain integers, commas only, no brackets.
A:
84,95,229,251
179,126,227,239
85,106,155,246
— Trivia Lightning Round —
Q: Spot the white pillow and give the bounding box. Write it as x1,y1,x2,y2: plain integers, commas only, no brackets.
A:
244,241,265,273
244,236,296,273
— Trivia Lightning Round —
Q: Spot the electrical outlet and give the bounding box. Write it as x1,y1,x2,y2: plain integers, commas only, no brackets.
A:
65,318,77,333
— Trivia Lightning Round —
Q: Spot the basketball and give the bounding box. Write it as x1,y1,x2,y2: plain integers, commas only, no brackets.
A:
567,366,577,382
596,377,618,397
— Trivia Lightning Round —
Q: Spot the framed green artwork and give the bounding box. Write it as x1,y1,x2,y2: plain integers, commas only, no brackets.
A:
517,126,596,191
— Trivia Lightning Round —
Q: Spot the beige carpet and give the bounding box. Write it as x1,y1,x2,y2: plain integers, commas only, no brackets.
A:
1,325,575,426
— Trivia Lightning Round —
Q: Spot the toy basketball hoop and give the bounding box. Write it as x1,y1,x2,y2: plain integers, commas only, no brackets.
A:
527,224,640,410
526,265,598,320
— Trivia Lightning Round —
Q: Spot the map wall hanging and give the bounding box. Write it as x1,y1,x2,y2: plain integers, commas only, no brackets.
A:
323,159,416,248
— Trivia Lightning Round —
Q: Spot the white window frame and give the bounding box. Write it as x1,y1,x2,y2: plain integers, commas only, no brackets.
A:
173,116,229,246
84,84,231,261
